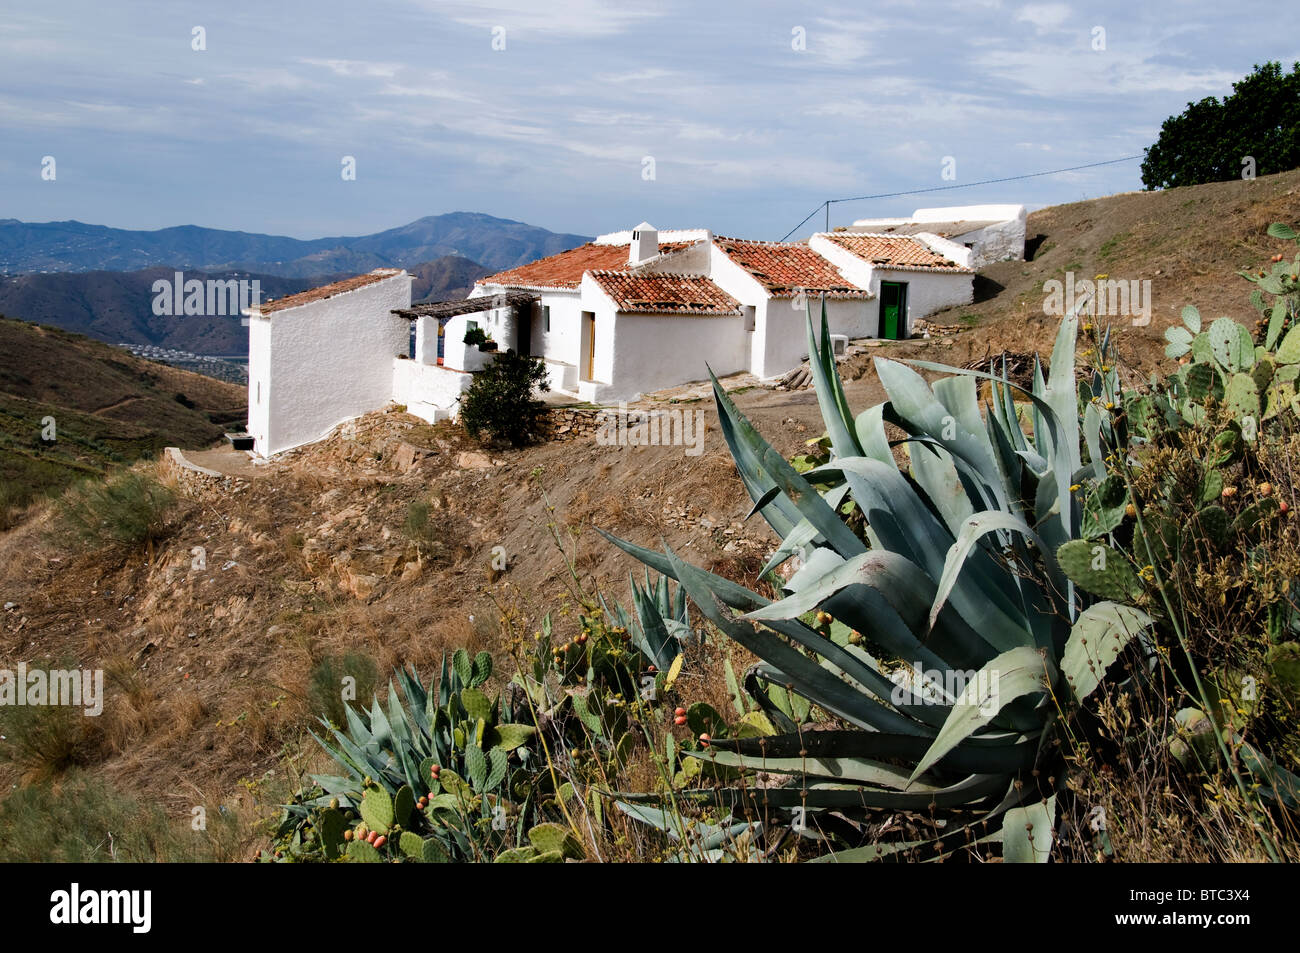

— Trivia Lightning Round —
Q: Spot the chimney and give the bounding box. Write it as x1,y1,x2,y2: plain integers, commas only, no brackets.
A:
629,222,658,265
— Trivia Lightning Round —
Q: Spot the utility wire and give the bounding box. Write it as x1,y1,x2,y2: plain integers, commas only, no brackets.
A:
777,154,1143,241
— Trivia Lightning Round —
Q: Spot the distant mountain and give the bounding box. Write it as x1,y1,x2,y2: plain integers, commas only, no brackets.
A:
0,255,492,355
0,212,590,276
409,255,492,303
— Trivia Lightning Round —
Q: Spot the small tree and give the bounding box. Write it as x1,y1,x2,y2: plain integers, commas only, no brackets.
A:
1141,61,1300,190
459,350,550,446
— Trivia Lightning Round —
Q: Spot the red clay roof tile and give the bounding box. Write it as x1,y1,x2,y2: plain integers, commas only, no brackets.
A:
587,271,740,316
713,237,870,298
822,233,972,272
476,241,695,291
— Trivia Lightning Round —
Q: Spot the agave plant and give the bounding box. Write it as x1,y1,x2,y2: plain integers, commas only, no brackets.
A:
600,570,693,671
602,302,1155,861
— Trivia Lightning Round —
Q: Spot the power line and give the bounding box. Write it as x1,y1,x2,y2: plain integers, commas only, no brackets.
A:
777,154,1144,241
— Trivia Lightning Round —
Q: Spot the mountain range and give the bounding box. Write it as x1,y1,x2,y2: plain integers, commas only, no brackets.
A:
0,210,589,355
0,255,491,355
0,212,590,277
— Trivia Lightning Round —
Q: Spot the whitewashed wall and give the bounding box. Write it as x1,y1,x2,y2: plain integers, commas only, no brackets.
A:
250,273,411,456
758,296,868,378
595,310,747,401
392,358,472,422
246,314,272,452
869,269,974,337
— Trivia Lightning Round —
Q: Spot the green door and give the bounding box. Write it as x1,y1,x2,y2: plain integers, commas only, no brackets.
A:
880,281,907,340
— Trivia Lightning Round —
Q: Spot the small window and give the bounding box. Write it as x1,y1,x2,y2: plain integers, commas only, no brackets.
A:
543,305,551,333
743,306,756,332
256,381,261,404
468,320,478,332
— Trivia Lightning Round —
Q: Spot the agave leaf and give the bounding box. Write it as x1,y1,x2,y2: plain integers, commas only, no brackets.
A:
666,546,930,735
707,369,803,539
708,728,1037,774
1061,602,1153,702
806,302,862,458
1001,794,1056,863
693,748,941,789
910,646,1055,782
710,369,866,557
928,510,1056,646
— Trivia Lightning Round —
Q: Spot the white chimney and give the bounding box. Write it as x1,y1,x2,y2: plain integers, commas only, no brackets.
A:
629,222,658,265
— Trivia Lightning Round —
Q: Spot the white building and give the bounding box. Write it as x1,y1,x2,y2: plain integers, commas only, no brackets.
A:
468,222,973,402
245,269,412,457
243,222,976,456
847,204,1027,270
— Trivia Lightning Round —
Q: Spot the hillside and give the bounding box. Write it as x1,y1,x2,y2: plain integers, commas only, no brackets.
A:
916,167,1300,382
0,255,489,355
0,212,589,276
0,170,1297,859
0,317,244,524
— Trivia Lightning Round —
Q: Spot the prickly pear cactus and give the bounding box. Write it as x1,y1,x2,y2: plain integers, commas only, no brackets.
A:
1056,540,1143,601
359,785,394,833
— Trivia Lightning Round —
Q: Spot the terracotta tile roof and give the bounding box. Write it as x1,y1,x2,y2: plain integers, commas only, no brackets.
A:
713,237,870,298
476,241,696,291
822,233,972,272
587,271,741,316
253,269,405,314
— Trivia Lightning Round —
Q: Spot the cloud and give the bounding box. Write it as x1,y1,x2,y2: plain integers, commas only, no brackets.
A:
1015,3,1073,34
299,58,403,79
409,0,662,38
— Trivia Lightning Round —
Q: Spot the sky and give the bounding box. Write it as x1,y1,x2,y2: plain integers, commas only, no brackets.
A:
0,1,1295,243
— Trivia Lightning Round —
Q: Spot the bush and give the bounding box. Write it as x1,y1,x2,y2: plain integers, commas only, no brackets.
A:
462,326,489,347
1142,61,1300,189
0,702,98,779
0,771,242,862
307,652,380,730
459,350,550,447
55,470,176,549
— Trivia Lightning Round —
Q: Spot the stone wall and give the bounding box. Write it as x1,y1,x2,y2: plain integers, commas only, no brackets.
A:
537,407,606,441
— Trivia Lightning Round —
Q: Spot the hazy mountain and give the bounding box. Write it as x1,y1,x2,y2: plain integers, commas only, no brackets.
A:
0,212,589,276
0,255,491,356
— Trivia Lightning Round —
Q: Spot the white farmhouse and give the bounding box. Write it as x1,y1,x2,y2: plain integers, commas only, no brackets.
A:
242,221,977,457
466,222,973,401
245,269,412,457
847,204,1027,270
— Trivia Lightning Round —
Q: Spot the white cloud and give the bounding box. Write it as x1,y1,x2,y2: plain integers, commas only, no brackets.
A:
409,0,662,38
299,58,403,79
1015,3,1073,34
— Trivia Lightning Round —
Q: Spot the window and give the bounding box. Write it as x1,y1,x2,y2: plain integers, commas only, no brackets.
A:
256,381,261,404
543,305,551,333
468,320,479,332
743,306,756,332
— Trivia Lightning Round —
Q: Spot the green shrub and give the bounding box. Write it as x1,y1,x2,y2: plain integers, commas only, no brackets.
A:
0,771,241,862
55,470,176,549
0,702,96,779
459,351,550,447
307,652,380,730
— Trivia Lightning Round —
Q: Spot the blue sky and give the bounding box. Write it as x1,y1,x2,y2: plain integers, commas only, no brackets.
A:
1,1,1295,243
